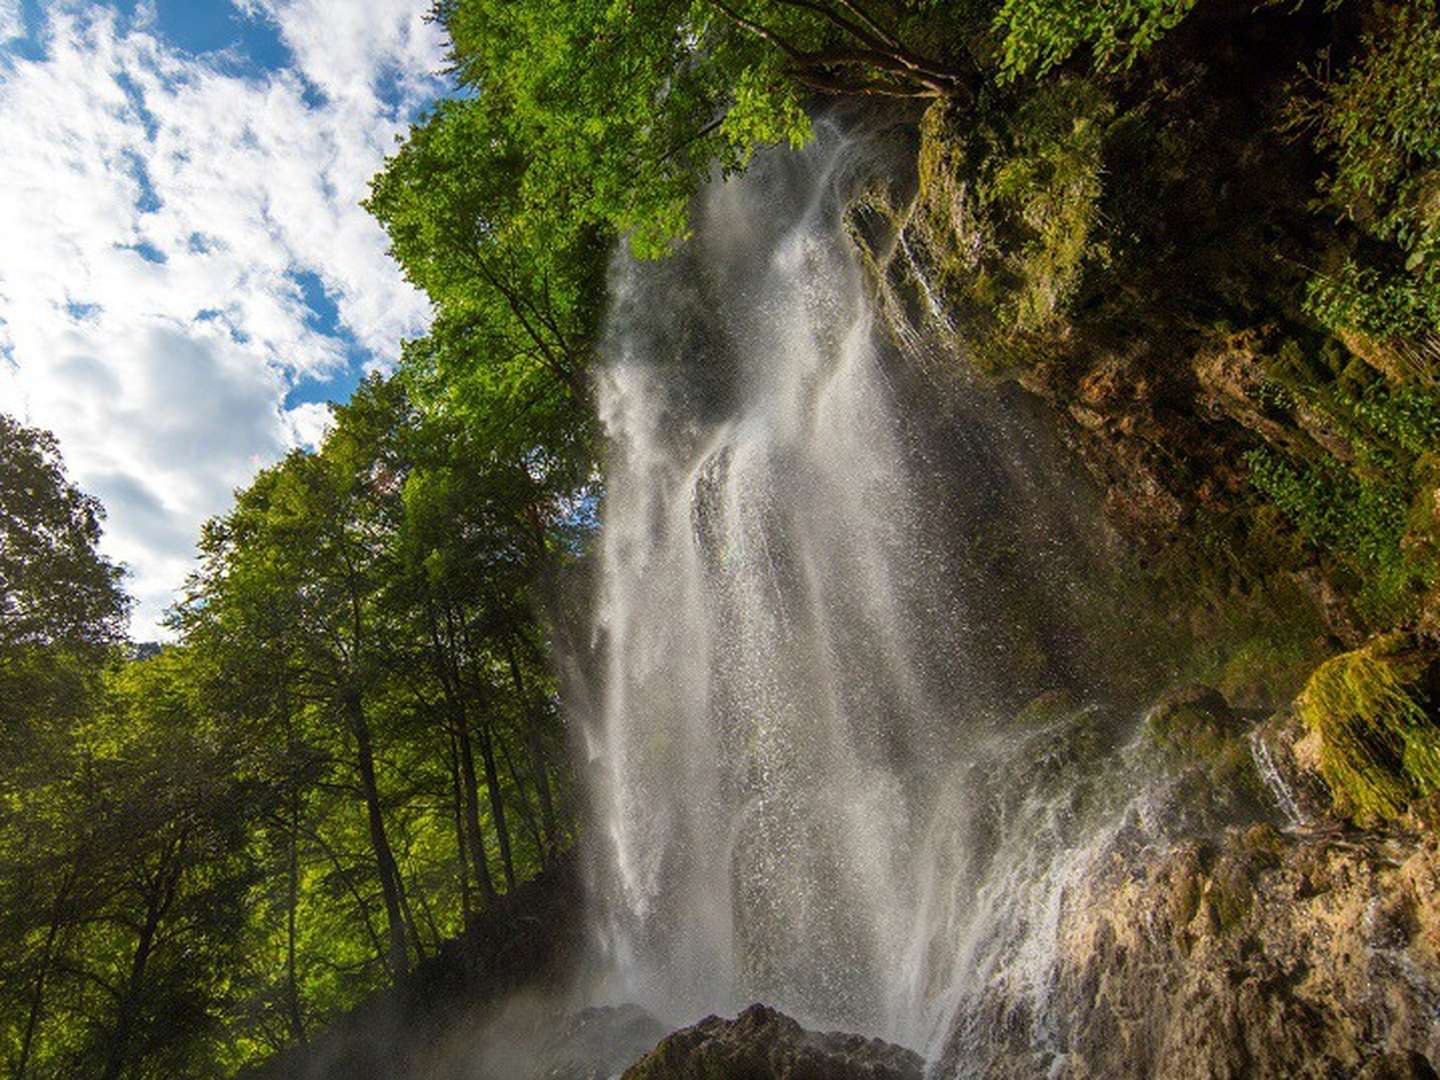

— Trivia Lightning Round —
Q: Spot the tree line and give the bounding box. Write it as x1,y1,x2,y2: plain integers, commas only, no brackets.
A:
0,381,589,1077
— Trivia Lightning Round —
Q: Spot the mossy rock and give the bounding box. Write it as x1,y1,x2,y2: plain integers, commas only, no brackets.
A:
1013,688,1081,728
1144,685,1266,808
882,80,1114,375
1200,825,1288,938
1294,632,1440,826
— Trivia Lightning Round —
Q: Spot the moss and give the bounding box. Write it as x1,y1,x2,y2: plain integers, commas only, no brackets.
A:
1207,869,1253,936
1144,688,1266,806
1214,634,1323,711
903,79,1114,374
1295,633,1440,825
1014,688,1081,728
1203,832,1288,937
1238,822,1285,861
1169,866,1203,937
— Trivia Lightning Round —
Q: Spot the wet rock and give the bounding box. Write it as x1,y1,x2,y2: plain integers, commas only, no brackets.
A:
937,827,1440,1078
1140,684,1274,833
621,1003,924,1080
1251,706,1333,824
1192,330,1310,458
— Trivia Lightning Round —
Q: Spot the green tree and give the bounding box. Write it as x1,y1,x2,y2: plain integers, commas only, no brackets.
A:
993,0,1196,79
0,414,128,659
0,414,129,789
180,407,419,981
0,414,130,1079
1,651,261,1080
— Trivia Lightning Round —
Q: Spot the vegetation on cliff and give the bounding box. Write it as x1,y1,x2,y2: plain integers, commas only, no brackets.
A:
853,2,1440,695
1295,634,1440,825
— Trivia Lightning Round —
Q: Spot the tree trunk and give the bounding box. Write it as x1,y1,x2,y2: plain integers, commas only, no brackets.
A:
496,726,547,859
448,732,474,946
101,842,183,1080
346,688,409,978
285,786,306,1045
304,822,391,976
395,867,427,963
475,715,516,892
506,639,559,862
457,722,498,904
16,865,75,1079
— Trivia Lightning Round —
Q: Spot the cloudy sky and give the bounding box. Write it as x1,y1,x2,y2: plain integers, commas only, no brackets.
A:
0,0,447,637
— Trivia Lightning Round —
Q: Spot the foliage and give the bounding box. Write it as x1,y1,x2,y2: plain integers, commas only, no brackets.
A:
1305,259,1440,340
421,0,966,260
0,648,260,1080
369,0,985,453
994,0,1196,80
987,79,1113,331
1295,633,1440,825
895,80,1113,371
1240,329,1440,626
0,391,580,1076
364,95,603,471
0,414,128,659
1291,1,1440,342
1341,380,1440,456
1246,446,1424,621
1295,1,1440,259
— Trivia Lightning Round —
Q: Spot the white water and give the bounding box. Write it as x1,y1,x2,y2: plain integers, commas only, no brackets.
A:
578,121,1240,1070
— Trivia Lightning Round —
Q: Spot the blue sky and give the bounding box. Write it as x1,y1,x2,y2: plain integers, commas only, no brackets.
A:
0,0,448,636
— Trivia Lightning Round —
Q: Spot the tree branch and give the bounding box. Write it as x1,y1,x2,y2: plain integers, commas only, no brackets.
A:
706,0,807,62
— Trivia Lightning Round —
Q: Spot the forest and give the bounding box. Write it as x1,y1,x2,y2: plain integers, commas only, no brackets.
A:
3,0,1440,1076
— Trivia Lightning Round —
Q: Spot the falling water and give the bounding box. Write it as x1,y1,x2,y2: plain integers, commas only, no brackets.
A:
579,118,1249,1069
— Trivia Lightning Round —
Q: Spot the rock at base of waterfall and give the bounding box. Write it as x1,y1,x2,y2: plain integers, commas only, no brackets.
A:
934,824,1440,1078
620,1003,924,1080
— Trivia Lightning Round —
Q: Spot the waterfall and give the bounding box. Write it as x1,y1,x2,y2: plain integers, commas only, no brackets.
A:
578,118,1190,1064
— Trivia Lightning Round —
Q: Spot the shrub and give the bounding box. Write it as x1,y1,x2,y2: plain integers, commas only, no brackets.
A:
1293,2,1440,344
1245,445,1424,621
1305,259,1440,340
1298,1,1440,254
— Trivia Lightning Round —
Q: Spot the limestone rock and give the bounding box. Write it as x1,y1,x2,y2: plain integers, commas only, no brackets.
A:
936,827,1440,1078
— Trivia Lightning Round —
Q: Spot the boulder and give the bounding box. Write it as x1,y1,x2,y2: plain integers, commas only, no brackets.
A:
621,1004,924,1080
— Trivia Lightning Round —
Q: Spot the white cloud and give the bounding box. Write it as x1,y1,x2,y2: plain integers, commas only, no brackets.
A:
284,400,335,449
243,0,445,118
0,3,445,636
0,1,19,42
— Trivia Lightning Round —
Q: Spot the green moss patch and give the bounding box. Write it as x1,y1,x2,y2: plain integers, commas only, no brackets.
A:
1295,634,1440,825
1143,685,1266,808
